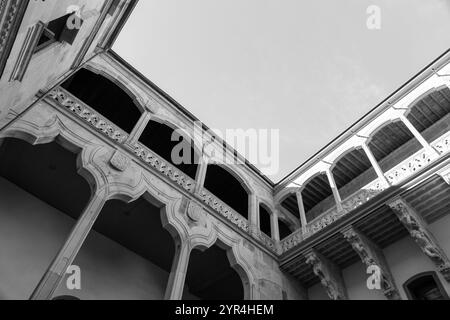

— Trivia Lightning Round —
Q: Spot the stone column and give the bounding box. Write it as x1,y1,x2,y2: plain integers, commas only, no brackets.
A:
127,111,152,145
399,115,440,157
194,156,208,194
296,190,308,233
271,210,281,241
325,168,344,212
165,241,191,300
305,249,348,300
389,198,450,282
31,188,109,300
342,227,401,300
248,194,259,237
361,143,390,188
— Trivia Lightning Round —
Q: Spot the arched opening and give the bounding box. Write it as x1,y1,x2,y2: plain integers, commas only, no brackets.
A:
280,193,300,221
53,195,186,300
278,219,293,240
184,244,245,300
301,173,334,223
139,120,199,179
368,121,423,173
332,148,377,200
403,272,449,300
61,68,142,133
406,87,450,143
203,165,249,219
0,138,92,300
259,204,272,238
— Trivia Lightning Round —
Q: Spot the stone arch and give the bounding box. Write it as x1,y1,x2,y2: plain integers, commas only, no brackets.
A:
83,63,146,113
208,162,255,195
0,117,108,194
367,118,423,173
188,231,255,300
138,118,201,179
203,163,253,219
404,85,450,143
330,146,377,200
61,68,143,133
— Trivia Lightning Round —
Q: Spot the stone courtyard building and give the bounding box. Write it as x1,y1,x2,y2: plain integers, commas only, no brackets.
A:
0,0,449,300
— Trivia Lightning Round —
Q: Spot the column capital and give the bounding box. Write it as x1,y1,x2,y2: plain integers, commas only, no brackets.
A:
388,198,450,282
304,250,348,300
342,227,401,300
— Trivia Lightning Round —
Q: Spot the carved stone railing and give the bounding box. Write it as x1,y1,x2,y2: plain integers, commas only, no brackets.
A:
257,231,278,254
280,132,450,253
47,87,281,254
280,229,305,254
132,143,196,193
48,87,129,144
199,188,249,232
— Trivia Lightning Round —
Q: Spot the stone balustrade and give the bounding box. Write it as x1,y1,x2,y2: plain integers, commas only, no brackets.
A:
280,131,450,254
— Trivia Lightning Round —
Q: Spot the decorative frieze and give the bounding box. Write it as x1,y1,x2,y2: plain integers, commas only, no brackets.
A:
48,88,129,144
304,250,348,300
342,227,401,300
0,0,30,78
132,142,196,193
199,188,249,233
389,199,450,282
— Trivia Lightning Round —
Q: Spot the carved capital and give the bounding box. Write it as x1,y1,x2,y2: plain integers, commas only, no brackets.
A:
342,227,401,300
304,250,348,300
389,199,450,282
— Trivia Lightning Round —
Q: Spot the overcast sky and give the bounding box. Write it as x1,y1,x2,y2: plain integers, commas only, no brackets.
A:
114,0,450,182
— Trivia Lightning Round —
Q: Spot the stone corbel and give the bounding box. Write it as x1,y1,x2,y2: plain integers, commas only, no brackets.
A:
342,227,401,300
304,250,348,300
388,198,450,282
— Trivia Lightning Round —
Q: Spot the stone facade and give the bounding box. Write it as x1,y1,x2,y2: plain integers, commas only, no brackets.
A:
1,0,450,300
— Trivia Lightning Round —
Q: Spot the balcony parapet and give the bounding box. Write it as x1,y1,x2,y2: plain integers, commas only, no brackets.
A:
199,188,249,232
280,131,450,254
48,87,129,144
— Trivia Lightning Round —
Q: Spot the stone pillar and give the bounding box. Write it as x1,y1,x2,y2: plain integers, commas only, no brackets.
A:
342,227,401,300
31,188,108,300
271,210,281,241
304,250,348,300
296,190,308,233
325,168,344,212
165,241,191,300
399,115,440,157
361,143,390,188
127,111,152,144
248,194,259,237
194,156,208,194
388,198,450,282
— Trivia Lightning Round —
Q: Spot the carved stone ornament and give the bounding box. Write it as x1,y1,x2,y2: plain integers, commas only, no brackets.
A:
389,199,450,282
305,251,347,300
110,151,131,172
343,228,401,300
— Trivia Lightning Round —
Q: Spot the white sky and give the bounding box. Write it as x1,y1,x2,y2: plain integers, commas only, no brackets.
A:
114,0,450,182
